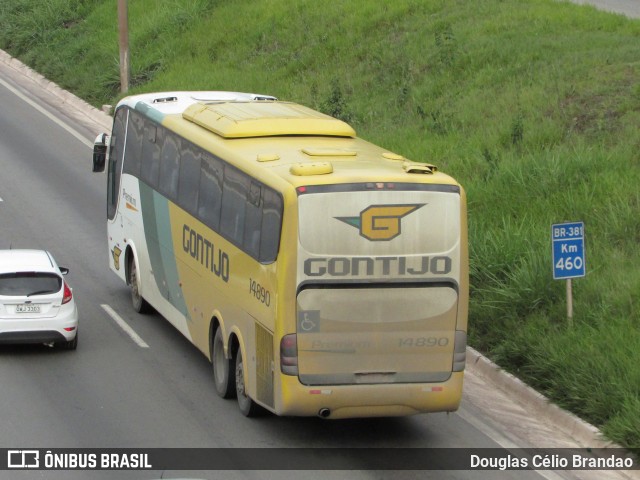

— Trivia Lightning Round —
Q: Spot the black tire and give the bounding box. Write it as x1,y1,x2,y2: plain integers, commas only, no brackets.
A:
212,327,236,399
130,258,151,314
235,347,263,417
57,332,78,350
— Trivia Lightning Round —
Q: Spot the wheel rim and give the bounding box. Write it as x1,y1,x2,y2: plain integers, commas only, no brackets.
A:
214,334,226,384
131,262,141,304
236,355,247,398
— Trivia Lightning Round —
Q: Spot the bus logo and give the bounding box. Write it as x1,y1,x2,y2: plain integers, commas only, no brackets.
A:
112,246,122,271
336,204,425,241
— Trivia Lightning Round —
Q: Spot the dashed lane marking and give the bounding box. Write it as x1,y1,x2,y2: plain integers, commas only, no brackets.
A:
100,304,150,348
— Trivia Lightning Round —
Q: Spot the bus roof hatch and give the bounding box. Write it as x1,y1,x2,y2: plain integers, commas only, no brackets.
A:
182,101,356,139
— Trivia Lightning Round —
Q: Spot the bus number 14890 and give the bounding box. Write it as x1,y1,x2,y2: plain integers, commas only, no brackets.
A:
399,337,449,347
249,279,271,306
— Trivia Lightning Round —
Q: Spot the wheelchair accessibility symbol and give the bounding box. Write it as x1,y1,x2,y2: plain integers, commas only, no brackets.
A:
298,310,320,332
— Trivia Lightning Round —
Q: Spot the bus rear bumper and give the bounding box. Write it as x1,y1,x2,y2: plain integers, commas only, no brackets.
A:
277,371,464,419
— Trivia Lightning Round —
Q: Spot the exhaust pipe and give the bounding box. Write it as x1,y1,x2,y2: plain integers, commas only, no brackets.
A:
318,408,331,418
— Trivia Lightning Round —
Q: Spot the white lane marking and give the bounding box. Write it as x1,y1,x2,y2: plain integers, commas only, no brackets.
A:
457,406,569,480
0,77,93,148
100,304,149,348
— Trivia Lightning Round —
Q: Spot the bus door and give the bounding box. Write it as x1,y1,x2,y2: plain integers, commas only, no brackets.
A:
105,108,128,282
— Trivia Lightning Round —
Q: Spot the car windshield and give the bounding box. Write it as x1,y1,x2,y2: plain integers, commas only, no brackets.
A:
0,272,62,296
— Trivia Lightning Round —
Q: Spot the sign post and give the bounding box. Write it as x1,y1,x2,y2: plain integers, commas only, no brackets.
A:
552,222,586,326
118,0,130,93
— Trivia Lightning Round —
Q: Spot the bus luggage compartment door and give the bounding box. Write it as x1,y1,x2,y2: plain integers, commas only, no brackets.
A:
295,284,458,386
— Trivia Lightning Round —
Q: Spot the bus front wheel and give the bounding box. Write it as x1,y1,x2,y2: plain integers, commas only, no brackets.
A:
129,258,151,314
235,348,263,417
212,327,236,399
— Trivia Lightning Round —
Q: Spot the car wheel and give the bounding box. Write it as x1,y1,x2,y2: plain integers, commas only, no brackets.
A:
130,258,151,314
212,327,236,399
57,332,78,350
235,348,264,417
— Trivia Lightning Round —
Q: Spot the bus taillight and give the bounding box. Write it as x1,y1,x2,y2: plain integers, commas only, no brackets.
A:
280,334,298,375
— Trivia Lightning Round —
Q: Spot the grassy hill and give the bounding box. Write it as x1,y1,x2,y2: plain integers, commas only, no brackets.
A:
1,0,639,448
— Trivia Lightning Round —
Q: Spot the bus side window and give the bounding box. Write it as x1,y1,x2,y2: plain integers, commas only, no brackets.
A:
178,142,201,215
141,124,161,188
123,110,144,178
243,181,262,258
107,108,127,220
260,189,283,263
220,166,249,246
198,153,223,231
159,132,180,201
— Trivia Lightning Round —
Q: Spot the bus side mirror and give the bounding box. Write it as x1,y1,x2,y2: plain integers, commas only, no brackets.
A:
92,133,109,172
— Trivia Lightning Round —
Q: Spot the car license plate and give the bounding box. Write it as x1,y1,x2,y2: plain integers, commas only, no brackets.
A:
16,304,40,313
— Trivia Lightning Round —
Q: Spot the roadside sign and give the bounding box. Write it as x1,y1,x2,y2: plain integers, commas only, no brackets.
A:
552,222,585,280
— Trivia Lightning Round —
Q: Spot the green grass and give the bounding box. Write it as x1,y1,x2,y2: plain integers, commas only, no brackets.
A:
1,0,639,449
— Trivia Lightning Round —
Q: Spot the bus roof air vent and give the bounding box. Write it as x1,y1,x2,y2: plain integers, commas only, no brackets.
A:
182,101,356,139
382,152,405,161
302,148,357,157
290,162,334,176
257,154,280,162
152,96,178,103
402,161,438,174
252,95,278,101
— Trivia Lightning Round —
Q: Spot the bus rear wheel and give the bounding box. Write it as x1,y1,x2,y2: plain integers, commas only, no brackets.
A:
129,258,151,314
212,327,236,399
235,348,263,417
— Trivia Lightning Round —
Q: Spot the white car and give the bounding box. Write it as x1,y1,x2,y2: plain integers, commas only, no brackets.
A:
0,249,78,350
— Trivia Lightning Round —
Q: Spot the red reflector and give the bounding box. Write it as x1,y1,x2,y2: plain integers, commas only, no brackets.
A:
62,281,73,304
310,390,321,395
280,334,298,375
297,186,307,193
432,386,443,392
281,334,297,350
64,327,76,332
281,356,298,366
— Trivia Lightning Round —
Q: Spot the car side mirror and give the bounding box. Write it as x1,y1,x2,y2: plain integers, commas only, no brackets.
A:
60,267,69,275
92,133,109,172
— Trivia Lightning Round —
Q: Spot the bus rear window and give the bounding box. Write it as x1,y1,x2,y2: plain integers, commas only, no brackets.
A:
298,189,460,256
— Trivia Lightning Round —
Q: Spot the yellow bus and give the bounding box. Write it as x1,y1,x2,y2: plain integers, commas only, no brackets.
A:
92,91,468,418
